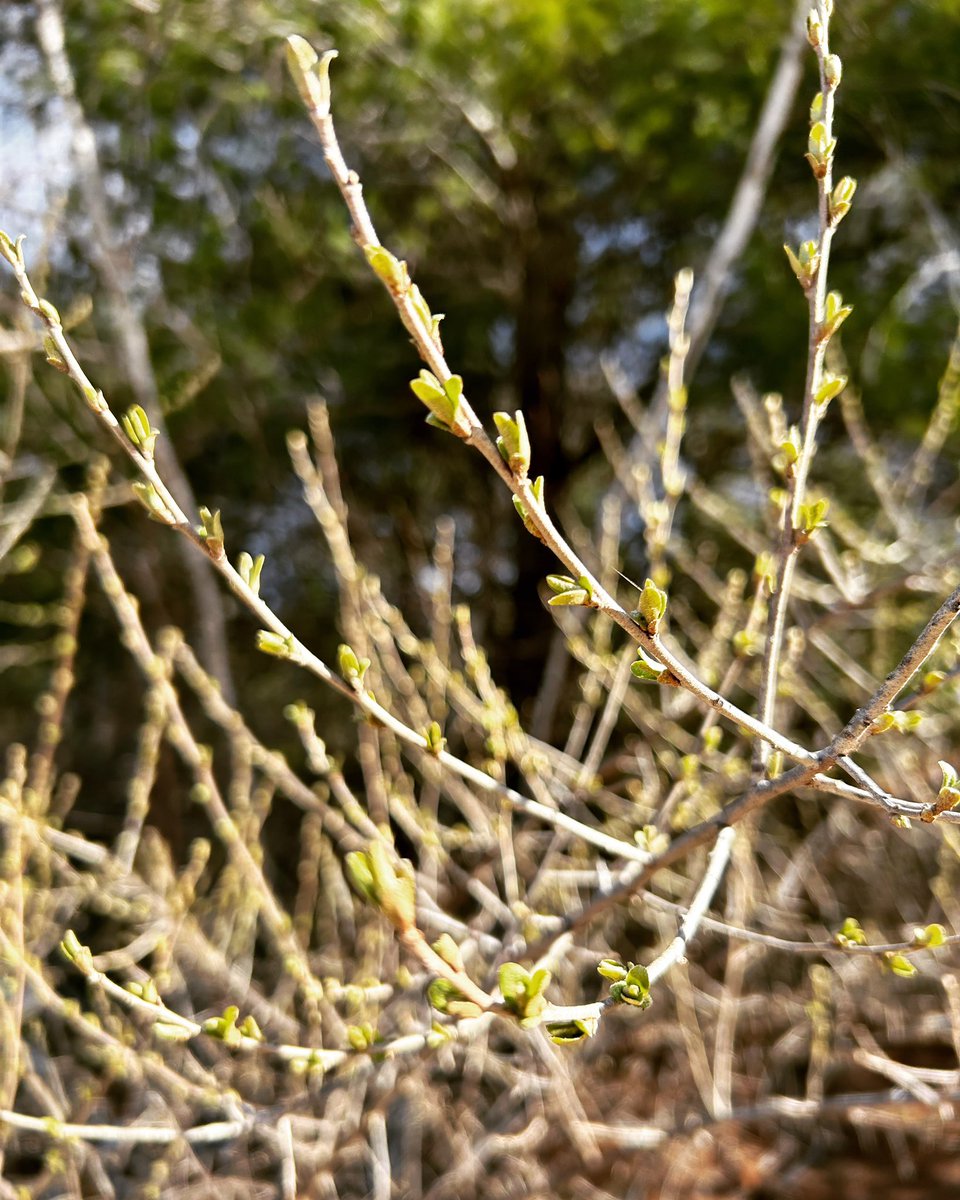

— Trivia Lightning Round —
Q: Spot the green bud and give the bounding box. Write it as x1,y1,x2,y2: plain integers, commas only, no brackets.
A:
835,916,867,947
345,850,379,905
365,244,408,291
81,382,108,412
821,292,853,340
636,577,667,633
814,374,847,406
346,1023,374,1051
732,628,760,658
411,369,459,430
809,91,824,122
42,334,69,373
60,929,95,974
784,241,820,289
597,958,627,982
197,507,224,556
0,229,21,266
498,962,550,1025
238,1014,263,1041
153,1021,194,1042
367,840,416,929
203,1005,242,1047
38,298,62,326
797,497,829,538
427,978,482,1019
884,952,917,978
121,404,158,457
338,643,371,686
493,410,531,475
870,711,897,735
237,551,265,597
830,176,857,224
545,573,592,607
132,482,173,523
513,475,545,537
424,720,446,756
431,933,464,972
256,630,296,658
913,923,946,949
408,283,432,331
610,963,652,1009
285,36,338,116
824,53,842,89
805,120,836,177
776,426,801,471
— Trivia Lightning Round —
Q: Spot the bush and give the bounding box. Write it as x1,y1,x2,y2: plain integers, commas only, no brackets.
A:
3,3,960,1196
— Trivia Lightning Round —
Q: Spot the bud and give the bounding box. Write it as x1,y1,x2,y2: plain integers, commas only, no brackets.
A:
493,410,531,476
285,36,337,117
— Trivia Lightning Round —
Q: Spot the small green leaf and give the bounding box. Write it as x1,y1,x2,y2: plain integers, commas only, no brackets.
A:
797,497,829,538
597,958,627,982
546,1017,598,1044
498,962,530,1006
411,369,459,429
630,648,667,682
546,574,577,594
547,588,590,607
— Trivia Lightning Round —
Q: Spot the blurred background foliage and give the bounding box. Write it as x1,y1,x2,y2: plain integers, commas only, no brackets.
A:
1,0,960,825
